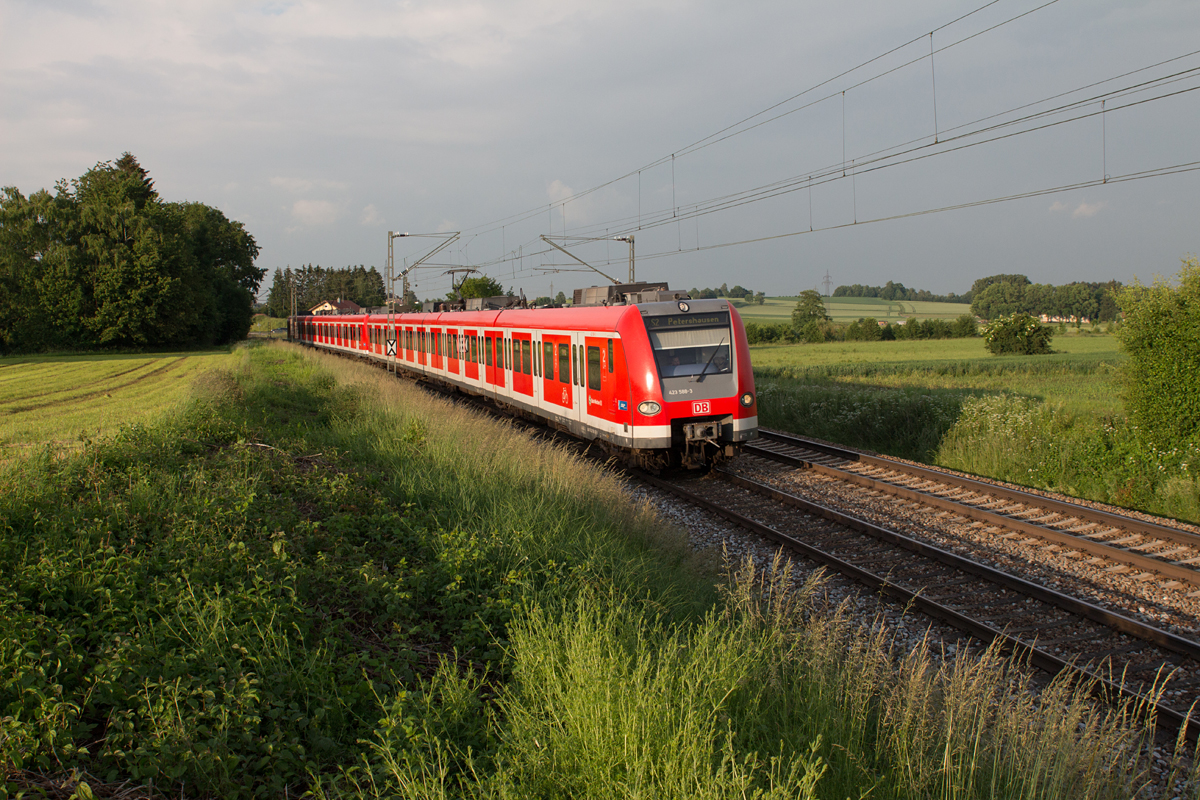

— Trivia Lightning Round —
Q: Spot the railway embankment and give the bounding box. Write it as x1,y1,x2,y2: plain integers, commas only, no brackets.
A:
1,341,1195,798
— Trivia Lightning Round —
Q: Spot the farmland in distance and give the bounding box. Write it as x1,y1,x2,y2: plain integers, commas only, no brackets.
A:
734,295,972,324
0,350,239,451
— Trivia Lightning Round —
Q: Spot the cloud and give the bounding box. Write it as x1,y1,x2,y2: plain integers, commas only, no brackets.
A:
547,179,574,204
360,204,380,225
271,176,348,193
290,199,339,226
1049,200,1105,219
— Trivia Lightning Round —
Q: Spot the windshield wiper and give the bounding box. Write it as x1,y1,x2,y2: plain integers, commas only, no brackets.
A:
691,336,727,383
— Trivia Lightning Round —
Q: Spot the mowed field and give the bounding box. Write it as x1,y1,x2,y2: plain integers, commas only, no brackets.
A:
750,331,1124,415
0,350,239,449
734,295,972,323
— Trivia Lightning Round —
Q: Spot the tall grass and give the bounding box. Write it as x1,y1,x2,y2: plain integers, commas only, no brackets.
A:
755,349,1200,521
935,393,1200,521
0,342,712,796
328,556,1187,799
756,376,966,461
3,342,1195,796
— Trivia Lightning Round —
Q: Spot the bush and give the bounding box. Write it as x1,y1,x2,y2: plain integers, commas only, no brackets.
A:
1117,256,1200,442
951,314,978,338
845,318,883,342
744,322,797,345
981,313,1053,355
754,377,965,461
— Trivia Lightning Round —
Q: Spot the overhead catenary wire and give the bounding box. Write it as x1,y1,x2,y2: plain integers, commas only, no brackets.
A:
455,0,1053,242
453,157,1200,286
487,64,1200,251
437,3,1198,290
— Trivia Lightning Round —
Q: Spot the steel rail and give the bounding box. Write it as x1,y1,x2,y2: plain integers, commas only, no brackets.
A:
758,428,1200,548
719,470,1200,661
635,469,1198,743
751,430,1200,586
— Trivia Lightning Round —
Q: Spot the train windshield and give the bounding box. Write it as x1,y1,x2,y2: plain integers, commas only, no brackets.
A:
645,313,732,378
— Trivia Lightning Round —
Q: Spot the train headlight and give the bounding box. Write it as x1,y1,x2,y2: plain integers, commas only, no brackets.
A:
637,401,662,416
740,392,755,407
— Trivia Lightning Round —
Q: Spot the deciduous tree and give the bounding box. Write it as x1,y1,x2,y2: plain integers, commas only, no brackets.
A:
1117,256,1200,441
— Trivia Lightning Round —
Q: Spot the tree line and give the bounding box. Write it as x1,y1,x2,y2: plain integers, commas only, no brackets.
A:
264,265,388,317
745,289,978,345
833,281,969,304
0,154,263,353
688,283,767,304
969,274,1120,323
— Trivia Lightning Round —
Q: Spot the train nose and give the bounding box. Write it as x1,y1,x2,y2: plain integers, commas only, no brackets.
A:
683,420,721,442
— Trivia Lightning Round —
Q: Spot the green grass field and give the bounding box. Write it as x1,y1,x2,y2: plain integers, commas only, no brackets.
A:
1,341,1182,797
734,296,972,324
250,315,288,332
0,350,239,449
750,331,1200,522
750,332,1124,416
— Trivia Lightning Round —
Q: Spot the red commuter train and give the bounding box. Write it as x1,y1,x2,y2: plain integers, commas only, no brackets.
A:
288,290,757,468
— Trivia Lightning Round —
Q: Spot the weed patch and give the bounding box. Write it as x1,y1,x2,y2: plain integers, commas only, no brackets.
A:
2,342,1193,797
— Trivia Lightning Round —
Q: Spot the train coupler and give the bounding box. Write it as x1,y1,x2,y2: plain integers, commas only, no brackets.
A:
681,421,722,469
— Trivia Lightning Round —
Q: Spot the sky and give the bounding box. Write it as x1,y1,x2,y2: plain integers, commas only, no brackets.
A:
2,0,1198,302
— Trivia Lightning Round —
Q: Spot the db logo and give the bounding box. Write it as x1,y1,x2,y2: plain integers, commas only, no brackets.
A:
692,401,710,414
561,387,569,403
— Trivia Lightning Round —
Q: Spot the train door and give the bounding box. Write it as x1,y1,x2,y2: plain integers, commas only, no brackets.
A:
484,331,498,388
582,335,630,428
542,334,572,412
446,329,459,375
462,329,478,382
512,332,533,397
430,327,442,371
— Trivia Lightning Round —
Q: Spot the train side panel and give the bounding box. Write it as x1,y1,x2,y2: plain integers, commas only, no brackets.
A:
289,299,755,464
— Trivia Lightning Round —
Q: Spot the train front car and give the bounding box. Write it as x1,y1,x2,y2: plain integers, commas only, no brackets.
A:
621,298,757,469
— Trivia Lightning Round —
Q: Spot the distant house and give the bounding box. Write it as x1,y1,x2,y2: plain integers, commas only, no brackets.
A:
309,299,362,316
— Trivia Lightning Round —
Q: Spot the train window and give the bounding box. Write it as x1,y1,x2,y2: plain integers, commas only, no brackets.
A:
521,340,532,375
558,344,569,384
544,342,555,381
533,342,540,377
485,336,493,366
647,329,731,378
572,344,578,385
469,336,477,363
587,346,601,390
608,339,614,373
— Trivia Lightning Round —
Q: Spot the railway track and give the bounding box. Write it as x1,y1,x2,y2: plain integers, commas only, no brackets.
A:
305,344,1200,741
749,429,1200,589
637,434,1200,743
